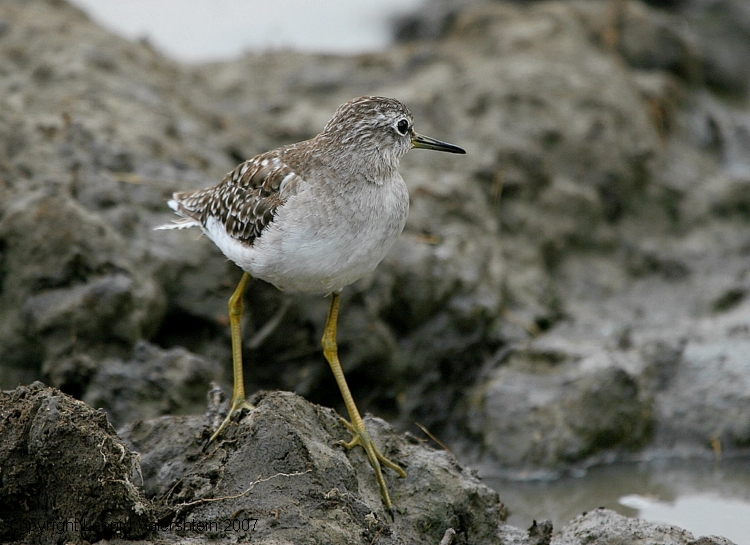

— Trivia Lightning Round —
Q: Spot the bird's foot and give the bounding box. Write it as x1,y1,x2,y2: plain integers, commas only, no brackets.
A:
337,417,406,516
209,397,254,444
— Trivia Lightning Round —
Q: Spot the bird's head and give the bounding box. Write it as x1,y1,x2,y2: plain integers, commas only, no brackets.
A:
320,96,465,180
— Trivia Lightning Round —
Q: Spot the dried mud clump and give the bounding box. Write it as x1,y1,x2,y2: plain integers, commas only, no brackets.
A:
0,382,153,543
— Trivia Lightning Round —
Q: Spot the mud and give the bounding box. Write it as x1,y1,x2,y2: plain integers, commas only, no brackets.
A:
0,382,152,544
0,0,748,542
2,382,737,544
2,382,507,544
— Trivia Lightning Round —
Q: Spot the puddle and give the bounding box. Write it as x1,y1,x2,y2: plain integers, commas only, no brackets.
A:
484,459,750,544
620,493,749,542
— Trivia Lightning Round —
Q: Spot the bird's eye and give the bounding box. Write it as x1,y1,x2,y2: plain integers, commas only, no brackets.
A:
396,119,409,135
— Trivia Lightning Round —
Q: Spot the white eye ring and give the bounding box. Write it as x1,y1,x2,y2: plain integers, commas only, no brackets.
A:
396,119,410,135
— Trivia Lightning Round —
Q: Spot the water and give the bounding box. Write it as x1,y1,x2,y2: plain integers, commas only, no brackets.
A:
485,459,750,544
68,0,422,62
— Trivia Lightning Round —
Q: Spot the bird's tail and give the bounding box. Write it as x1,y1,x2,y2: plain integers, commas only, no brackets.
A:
154,217,199,230
154,199,200,230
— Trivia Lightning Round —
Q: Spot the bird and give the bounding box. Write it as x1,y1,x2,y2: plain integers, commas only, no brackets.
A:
157,96,466,514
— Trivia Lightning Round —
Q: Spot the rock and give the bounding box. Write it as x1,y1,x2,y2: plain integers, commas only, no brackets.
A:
404,0,750,96
0,382,153,543
120,390,507,545
684,0,750,95
83,341,225,428
688,537,740,545
656,338,750,451
0,189,166,391
118,412,208,500
430,0,661,325
612,2,695,78
569,0,699,83
498,519,554,545
2,380,739,545
551,508,730,545
467,348,652,471
528,519,554,545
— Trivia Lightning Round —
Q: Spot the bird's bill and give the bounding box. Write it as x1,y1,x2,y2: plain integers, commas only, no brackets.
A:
411,133,466,154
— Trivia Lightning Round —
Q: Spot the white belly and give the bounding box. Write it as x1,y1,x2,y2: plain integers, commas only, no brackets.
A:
204,174,409,294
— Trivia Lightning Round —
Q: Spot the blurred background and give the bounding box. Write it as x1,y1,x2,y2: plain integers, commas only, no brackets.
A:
68,0,424,60
1,0,750,541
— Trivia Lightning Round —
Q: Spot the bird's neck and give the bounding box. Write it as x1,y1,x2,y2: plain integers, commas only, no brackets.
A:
316,134,398,185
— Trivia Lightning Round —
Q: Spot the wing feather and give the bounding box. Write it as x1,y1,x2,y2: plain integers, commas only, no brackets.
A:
171,150,304,244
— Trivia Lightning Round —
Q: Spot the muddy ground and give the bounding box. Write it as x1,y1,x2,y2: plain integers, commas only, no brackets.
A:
1,0,749,543
0,382,735,544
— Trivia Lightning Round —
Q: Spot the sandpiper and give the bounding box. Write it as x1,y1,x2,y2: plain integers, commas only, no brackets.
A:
157,96,466,514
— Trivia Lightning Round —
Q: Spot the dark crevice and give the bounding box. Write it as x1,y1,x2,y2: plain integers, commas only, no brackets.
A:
152,309,223,354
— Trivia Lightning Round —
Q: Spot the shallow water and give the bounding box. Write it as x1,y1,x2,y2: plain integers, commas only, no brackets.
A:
485,459,750,544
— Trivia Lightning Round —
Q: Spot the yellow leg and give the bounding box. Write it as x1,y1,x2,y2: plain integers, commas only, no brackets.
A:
210,272,254,443
322,292,406,515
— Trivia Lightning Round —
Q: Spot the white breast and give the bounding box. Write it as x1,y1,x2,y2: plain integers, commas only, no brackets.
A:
243,172,409,294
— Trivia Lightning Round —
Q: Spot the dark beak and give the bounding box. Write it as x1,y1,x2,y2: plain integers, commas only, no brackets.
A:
411,132,466,154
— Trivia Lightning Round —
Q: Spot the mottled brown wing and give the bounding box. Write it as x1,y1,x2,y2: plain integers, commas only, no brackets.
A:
173,151,304,244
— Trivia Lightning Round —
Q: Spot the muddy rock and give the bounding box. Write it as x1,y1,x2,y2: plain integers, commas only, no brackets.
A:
497,519,555,545
551,508,733,545
467,349,652,472
496,509,739,545
0,189,166,391
426,0,750,470
656,333,750,453
682,0,750,95
120,390,506,545
401,0,750,96
0,0,246,407
688,537,741,545
0,382,152,543
83,340,225,428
